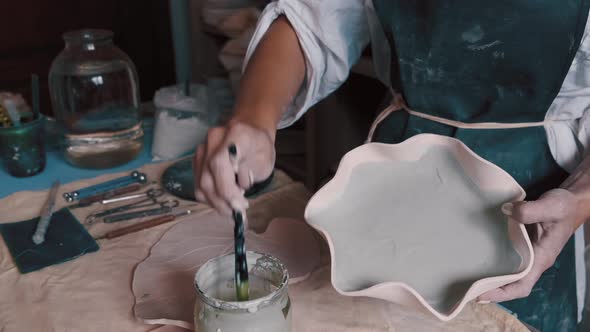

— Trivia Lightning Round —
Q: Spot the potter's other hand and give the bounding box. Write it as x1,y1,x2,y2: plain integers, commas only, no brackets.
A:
193,120,275,216
478,188,581,303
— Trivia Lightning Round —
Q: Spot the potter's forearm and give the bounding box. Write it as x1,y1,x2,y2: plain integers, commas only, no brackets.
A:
231,16,306,140
560,154,590,228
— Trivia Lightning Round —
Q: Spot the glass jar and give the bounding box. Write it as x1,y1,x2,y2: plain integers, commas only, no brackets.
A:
48,29,143,169
194,252,292,332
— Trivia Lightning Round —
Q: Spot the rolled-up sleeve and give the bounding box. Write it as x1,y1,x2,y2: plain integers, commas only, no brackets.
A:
545,12,590,173
242,0,370,129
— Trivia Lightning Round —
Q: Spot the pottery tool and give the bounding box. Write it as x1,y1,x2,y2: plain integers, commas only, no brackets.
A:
67,183,143,209
228,144,249,301
103,200,179,223
63,171,147,202
96,209,193,240
100,188,163,205
233,210,249,301
85,190,175,224
32,180,61,245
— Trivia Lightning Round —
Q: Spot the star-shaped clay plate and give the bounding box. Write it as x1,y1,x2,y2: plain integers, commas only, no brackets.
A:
304,134,533,321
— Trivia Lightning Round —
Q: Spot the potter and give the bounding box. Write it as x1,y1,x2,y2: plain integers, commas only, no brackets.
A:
193,1,590,330
194,251,291,332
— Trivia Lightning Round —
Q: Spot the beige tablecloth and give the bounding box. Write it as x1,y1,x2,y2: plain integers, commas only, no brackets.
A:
0,162,529,332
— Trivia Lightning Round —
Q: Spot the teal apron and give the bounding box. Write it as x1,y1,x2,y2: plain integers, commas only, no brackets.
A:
370,1,590,330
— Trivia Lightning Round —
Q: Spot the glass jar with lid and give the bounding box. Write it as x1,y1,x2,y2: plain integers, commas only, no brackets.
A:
49,29,143,169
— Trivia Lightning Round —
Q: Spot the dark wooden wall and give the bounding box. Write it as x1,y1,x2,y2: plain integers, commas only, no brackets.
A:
0,0,176,116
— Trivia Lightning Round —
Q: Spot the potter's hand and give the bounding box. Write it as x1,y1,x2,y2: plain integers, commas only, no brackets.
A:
193,120,275,216
478,189,581,303
191,15,303,216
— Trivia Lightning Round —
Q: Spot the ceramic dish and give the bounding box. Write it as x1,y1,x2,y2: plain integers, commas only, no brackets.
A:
304,134,533,321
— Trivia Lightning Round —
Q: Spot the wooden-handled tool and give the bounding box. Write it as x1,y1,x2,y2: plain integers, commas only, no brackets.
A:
96,209,193,240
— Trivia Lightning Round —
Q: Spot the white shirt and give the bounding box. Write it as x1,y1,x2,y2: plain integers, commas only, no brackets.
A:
243,0,590,322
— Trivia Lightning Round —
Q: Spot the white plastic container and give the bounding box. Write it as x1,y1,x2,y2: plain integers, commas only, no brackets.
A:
151,79,233,161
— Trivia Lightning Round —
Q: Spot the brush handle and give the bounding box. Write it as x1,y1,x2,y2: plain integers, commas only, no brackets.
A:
233,208,249,301
228,144,250,301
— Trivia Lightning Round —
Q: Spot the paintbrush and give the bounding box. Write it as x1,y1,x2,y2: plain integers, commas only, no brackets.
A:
233,209,249,301
229,144,249,301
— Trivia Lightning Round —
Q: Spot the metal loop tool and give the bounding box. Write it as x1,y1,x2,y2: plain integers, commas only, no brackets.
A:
85,189,178,224
64,170,148,202
100,188,165,205
103,200,180,223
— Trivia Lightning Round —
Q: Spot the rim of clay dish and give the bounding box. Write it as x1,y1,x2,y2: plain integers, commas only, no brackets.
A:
304,133,534,322
194,251,289,313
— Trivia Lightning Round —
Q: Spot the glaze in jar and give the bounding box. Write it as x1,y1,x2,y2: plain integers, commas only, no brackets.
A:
194,251,291,332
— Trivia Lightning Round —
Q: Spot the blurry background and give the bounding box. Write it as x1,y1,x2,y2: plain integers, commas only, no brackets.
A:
0,0,387,190
0,0,588,327
0,0,176,117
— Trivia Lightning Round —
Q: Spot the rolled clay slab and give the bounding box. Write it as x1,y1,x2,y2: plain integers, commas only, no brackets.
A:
305,134,534,321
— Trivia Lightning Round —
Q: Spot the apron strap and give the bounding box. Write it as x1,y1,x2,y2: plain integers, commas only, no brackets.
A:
366,90,551,143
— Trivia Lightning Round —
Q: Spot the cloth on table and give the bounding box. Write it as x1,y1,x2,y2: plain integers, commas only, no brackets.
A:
288,266,529,332
134,216,531,331
131,174,531,331
0,162,293,332
0,161,529,331
0,208,98,274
